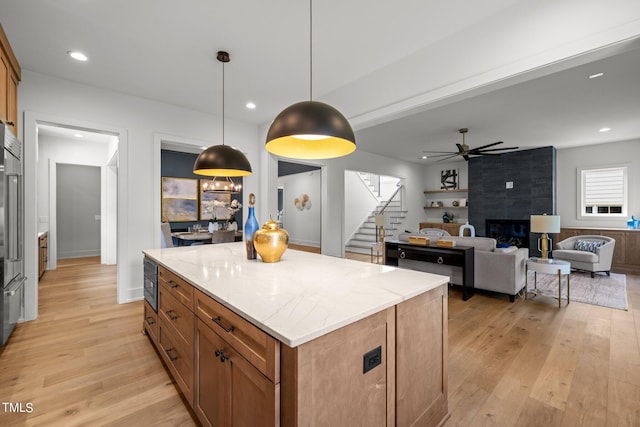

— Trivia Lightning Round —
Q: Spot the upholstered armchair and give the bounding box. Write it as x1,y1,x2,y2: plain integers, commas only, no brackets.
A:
553,235,615,277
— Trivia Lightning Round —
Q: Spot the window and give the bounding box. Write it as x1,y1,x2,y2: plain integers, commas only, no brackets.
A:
579,166,627,218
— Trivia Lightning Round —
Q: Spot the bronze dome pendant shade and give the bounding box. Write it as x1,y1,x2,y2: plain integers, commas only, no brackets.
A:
265,0,356,160
265,100,355,159
194,51,252,177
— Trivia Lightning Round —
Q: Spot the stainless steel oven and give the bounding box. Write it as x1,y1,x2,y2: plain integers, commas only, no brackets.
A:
1,123,25,346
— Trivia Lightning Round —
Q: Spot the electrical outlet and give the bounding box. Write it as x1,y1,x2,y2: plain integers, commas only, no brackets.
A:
363,346,382,374
506,181,513,189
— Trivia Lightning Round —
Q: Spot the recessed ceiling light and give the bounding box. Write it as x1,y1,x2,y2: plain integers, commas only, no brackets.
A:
74,133,83,138
588,72,604,79
421,155,428,160
246,102,256,110
68,51,88,61
599,127,611,132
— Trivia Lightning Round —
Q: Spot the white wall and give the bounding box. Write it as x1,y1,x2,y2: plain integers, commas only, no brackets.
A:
423,160,469,224
557,139,640,228
344,170,380,243
20,70,261,320
278,170,321,247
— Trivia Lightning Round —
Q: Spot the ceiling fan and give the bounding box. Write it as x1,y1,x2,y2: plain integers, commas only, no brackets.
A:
424,128,519,161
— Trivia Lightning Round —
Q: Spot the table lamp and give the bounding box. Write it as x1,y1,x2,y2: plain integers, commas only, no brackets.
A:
530,214,560,262
375,213,387,243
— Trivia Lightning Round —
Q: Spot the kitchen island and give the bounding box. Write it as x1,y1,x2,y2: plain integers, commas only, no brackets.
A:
143,242,449,426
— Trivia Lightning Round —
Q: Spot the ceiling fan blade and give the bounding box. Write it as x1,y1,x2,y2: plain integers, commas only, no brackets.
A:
428,154,462,159
422,150,459,154
470,141,504,151
436,153,462,162
473,146,520,153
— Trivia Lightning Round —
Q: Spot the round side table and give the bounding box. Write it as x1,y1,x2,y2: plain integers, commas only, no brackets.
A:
525,259,571,308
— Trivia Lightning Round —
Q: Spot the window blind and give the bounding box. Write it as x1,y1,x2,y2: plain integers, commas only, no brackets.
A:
583,168,625,206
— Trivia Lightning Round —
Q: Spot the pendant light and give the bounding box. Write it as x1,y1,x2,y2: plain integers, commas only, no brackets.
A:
194,51,252,177
265,0,356,159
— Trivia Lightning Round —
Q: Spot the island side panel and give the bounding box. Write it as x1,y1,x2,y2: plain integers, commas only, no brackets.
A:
281,307,395,427
396,284,449,426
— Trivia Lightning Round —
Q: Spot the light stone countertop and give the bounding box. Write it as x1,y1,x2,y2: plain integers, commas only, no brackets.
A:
143,242,449,347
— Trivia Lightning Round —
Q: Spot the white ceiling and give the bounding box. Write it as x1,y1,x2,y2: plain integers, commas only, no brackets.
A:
2,1,640,163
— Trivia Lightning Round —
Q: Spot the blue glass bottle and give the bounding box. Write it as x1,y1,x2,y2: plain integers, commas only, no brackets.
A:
244,193,259,259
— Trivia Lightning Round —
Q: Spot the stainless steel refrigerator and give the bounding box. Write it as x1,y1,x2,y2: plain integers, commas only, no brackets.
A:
1,123,25,346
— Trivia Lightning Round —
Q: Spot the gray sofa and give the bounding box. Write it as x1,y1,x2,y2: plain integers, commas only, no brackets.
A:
399,235,528,301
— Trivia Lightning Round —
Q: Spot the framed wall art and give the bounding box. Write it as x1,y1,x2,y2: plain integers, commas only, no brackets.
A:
440,169,458,190
161,177,198,221
199,180,232,221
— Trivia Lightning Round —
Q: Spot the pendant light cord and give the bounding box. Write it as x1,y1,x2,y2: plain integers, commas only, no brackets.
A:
222,58,225,145
309,0,313,101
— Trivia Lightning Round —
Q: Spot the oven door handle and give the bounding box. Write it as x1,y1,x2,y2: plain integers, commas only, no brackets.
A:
4,276,26,296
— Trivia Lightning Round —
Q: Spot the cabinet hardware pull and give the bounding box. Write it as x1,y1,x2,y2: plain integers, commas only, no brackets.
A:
164,347,178,362
145,316,155,325
212,316,234,333
437,256,444,264
167,280,178,289
399,251,406,259
215,350,229,362
165,310,178,320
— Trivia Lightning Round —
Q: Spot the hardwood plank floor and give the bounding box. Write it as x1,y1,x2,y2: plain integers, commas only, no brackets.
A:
1,254,638,426
0,257,198,426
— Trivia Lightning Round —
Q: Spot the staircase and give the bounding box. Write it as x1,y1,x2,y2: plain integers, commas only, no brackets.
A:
345,199,407,255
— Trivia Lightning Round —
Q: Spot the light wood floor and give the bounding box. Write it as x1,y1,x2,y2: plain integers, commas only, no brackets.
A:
1,254,638,426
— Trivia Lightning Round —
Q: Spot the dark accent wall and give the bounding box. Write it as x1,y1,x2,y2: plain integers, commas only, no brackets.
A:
278,160,320,177
468,146,556,255
161,149,244,230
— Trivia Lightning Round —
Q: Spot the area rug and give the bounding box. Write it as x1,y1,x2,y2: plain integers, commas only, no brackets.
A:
526,270,628,310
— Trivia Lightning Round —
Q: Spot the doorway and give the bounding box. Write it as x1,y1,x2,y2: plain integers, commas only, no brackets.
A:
56,164,101,259
277,161,322,250
38,124,118,270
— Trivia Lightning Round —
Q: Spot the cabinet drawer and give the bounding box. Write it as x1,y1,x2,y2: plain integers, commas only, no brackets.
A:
158,317,194,405
158,286,194,347
159,266,194,309
195,289,280,383
143,300,158,343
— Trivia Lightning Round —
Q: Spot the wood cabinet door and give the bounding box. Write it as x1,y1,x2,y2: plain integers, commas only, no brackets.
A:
0,53,7,123
195,319,278,427
195,319,228,427
227,345,279,427
7,71,17,134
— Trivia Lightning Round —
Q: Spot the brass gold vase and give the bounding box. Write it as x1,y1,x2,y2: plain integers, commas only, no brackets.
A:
253,218,289,263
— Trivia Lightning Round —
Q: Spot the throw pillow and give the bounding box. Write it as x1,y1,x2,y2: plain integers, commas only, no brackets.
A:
495,246,518,253
574,239,604,253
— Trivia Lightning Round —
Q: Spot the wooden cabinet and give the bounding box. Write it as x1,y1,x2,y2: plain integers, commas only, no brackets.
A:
420,221,462,236
38,232,48,279
143,300,158,344
157,267,195,405
194,288,279,382
0,24,21,135
195,318,279,427
144,260,448,426
558,227,640,275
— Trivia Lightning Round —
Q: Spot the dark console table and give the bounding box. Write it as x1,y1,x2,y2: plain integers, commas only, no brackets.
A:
385,240,475,301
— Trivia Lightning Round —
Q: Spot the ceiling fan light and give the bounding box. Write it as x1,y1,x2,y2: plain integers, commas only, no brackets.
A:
193,144,252,177
265,100,356,159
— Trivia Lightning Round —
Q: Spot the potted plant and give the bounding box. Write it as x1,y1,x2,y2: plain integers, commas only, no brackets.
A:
209,215,219,232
